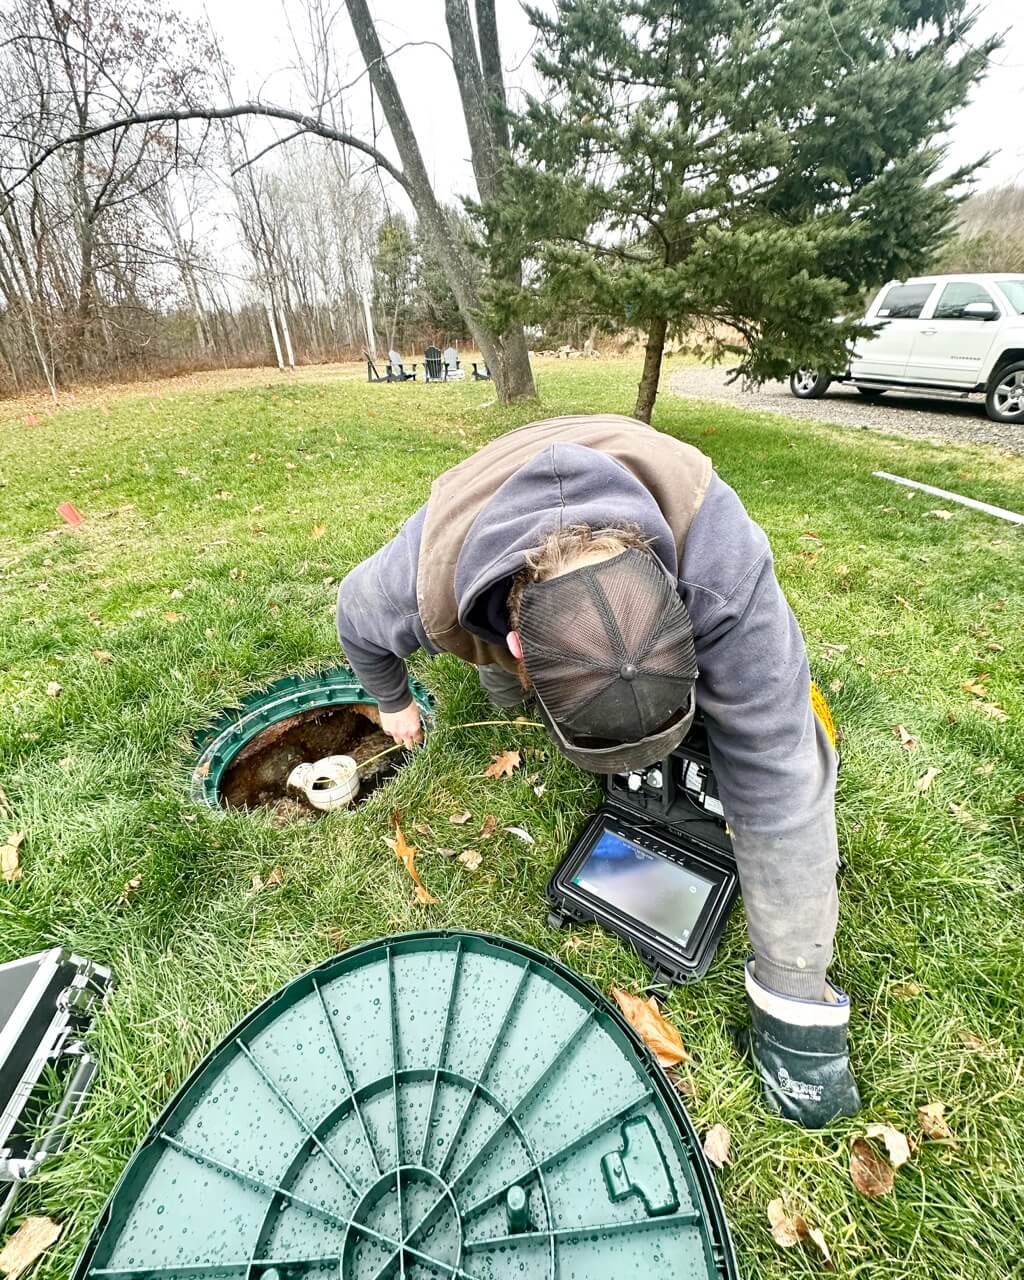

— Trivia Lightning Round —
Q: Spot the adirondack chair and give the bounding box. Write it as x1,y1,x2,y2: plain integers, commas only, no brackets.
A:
424,345,444,382
365,351,388,383
443,346,465,381
472,362,491,381
388,349,417,381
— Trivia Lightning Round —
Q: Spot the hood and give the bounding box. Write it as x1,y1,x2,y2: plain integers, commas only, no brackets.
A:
454,442,678,637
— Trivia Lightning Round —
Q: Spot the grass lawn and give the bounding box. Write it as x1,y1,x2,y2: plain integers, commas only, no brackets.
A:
1,358,1022,1278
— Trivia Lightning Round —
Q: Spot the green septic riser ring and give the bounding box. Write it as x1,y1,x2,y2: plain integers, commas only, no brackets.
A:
190,668,435,808
73,932,737,1280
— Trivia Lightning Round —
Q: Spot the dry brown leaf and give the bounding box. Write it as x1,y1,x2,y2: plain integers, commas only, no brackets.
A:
610,986,689,1069
118,874,142,905
448,811,472,825
962,676,990,698
892,724,916,750
915,767,941,793
412,821,431,836
892,980,921,998
702,1123,732,1169
974,762,995,775
46,681,62,697
986,641,1005,653
670,1072,699,1102
310,523,327,540
265,865,285,887
957,1029,989,1052
435,847,460,860
164,611,183,623
0,1216,63,1280
2,831,24,882
458,848,482,871
386,820,438,905
479,814,497,840
866,1123,911,1169
918,1101,954,1141
978,701,1009,722
92,649,113,663
835,563,850,577
829,678,844,693
850,1136,895,1197
328,927,346,951
484,749,521,779
926,509,954,520
795,1217,833,1268
767,1199,801,1248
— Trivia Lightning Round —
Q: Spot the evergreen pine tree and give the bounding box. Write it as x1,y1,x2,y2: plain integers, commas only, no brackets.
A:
505,0,997,420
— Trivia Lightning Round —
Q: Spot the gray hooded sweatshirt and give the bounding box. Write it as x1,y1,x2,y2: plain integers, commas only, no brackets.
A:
336,443,838,1002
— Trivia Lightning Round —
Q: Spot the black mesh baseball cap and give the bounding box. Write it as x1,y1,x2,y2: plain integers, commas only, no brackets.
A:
517,547,698,773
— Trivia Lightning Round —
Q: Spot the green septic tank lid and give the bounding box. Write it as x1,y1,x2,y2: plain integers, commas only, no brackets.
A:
74,932,737,1280
190,668,435,808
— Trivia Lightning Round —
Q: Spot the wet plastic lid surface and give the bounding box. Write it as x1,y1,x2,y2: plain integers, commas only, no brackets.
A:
74,931,736,1280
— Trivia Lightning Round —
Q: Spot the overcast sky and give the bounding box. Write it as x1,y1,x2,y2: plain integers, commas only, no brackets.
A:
177,0,1023,282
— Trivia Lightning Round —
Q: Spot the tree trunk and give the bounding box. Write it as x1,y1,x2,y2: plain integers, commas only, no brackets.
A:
634,315,668,423
346,0,536,406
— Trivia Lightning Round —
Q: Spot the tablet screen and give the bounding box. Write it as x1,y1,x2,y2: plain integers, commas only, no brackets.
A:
571,829,716,948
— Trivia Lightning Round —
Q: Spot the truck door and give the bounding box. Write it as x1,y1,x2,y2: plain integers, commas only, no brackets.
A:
850,282,937,382
903,280,1001,386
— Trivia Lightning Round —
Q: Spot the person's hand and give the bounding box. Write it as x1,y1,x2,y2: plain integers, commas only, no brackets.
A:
379,700,423,750
731,959,861,1128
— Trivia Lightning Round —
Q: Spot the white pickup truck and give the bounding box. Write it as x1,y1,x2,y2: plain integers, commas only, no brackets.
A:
790,273,1024,424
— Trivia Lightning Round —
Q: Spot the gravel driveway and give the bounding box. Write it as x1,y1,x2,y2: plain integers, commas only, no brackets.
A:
668,365,1024,454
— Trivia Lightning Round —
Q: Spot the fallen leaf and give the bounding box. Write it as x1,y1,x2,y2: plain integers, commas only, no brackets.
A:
91,649,113,663
892,724,916,750
610,986,689,1069
533,783,546,798
670,1072,699,1102
974,763,995,775
412,821,431,836
484,749,521,779
458,848,482,871
962,676,990,697
835,563,850,576
986,641,1005,653
702,1123,732,1169
767,1199,801,1248
386,820,438,905
796,1217,833,1268
310,523,326,539
504,825,535,844
164,611,183,623
918,1101,954,1140
479,814,497,840
850,1136,895,1197
435,847,460,860
915,767,941,793
448,811,472,825
169,588,184,600
118,874,142,905
264,865,285,887
46,681,62,697
892,981,921,998
978,701,1009,722
0,1216,63,1280
926,509,954,520
328,927,346,951
2,831,24,882
866,1122,911,1169
829,678,844,693
957,1029,989,1052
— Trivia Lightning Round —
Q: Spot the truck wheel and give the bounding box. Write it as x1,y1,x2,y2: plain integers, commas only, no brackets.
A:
856,386,887,400
789,368,832,399
987,362,1024,424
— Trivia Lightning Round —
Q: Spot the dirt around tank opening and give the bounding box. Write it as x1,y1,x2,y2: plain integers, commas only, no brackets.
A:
218,702,406,815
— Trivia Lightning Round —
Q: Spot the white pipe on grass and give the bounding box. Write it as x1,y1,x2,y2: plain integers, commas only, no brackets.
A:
872,471,1024,525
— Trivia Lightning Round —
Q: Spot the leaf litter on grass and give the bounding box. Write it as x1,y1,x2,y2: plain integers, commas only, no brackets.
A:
610,986,689,1068
484,749,521,779
387,814,437,906
1,831,24,882
702,1123,731,1169
850,1136,896,1197
766,1200,832,1268
0,1216,63,1280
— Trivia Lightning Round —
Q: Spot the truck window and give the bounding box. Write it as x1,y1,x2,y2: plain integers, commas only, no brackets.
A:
933,282,998,320
997,280,1024,314
875,283,935,319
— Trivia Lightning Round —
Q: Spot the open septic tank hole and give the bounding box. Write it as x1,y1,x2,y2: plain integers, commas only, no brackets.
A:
191,668,433,816
220,703,405,813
